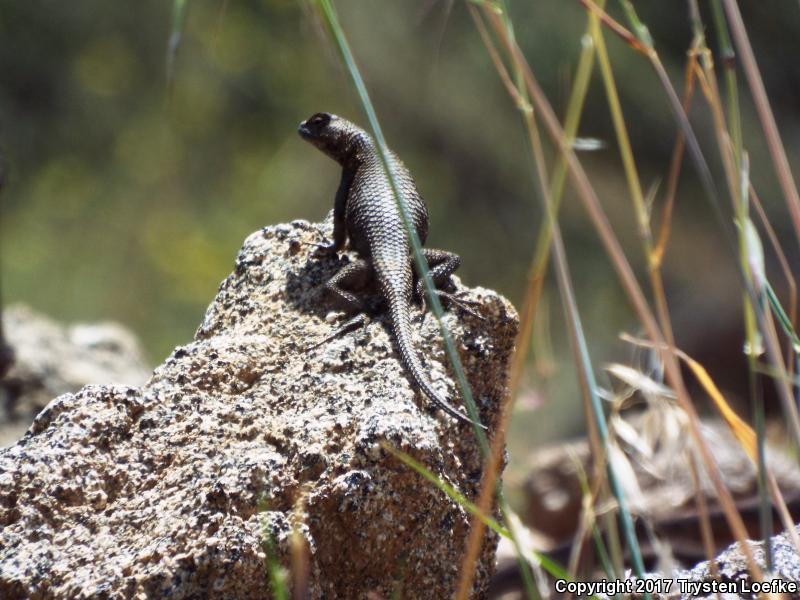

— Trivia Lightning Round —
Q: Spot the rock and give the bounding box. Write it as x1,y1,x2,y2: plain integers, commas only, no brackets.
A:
0,220,518,599
0,304,151,446
665,524,800,599
518,418,800,566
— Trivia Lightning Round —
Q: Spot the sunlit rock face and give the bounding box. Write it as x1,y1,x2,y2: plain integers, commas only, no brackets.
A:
0,304,151,447
0,220,517,599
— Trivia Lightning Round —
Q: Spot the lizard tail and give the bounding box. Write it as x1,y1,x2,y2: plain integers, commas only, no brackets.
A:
387,291,487,430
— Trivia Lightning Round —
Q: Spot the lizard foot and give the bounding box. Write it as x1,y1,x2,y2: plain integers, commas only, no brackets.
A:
308,313,370,350
419,291,485,321
300,240,340,256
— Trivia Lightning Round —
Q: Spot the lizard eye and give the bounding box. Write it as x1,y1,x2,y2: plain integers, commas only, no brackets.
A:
309,113,331,127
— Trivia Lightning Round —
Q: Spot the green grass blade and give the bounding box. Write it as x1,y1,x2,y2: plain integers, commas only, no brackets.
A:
383,443,506,537
497,495,540,599
543,195,649,590
573,453,617,581
312,0,488,450
257,497,290,600
709,0,743,164
383,443,573,583
765,283,800,351
616,0,653,48
0,155,7,368
473,1,649,590
308,6,544,594
484,3,650,590
167,0,189,92
754,379,773,570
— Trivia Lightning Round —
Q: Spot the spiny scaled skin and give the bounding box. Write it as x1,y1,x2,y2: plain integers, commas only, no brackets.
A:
298,112,485,429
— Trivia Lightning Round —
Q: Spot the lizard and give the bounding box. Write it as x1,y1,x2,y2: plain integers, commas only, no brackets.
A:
298,112,486,430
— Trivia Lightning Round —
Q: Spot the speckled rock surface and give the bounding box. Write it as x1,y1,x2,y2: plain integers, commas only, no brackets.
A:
0,220,518,599
0,304,151,446
662,525,800,599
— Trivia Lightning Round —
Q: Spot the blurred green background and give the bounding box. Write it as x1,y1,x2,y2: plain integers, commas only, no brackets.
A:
2,1,799,447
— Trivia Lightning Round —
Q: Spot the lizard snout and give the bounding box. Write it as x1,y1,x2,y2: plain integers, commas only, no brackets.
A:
298,121,313,140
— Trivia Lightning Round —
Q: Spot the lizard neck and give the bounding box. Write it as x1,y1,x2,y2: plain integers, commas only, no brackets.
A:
336,130,374,170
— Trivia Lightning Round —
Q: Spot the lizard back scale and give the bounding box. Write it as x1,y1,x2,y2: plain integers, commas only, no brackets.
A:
298,112,486,429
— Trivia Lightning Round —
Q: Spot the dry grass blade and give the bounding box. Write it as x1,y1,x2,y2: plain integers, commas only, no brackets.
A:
290,489,311,600
681,351,756,461
455,9,539,598
621,333,800,557
460,5,608,596
578,0,648,54
474,4,652,590
485,0,602,421
606,364,675,401
685,4,800,478
568,452,615,580
492,2,762,578
767,472,800,556
588,22,720,572
619,332,756,458
687,454,720,581
652,51,698,267
589,4,649,242
721,0,800,247
594,0,800,574
750,185,798,359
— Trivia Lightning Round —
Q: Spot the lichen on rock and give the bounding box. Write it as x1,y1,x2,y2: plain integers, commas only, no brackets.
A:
0,220,518,599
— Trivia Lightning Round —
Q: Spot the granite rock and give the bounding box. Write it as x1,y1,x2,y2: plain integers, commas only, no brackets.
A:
0,220,518,599
0,304,151,446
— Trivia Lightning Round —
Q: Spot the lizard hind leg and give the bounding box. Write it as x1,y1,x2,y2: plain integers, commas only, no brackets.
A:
311,258,373,349
417,248,461,289
308,313,370,350
414,248,484,320
324,257,371,312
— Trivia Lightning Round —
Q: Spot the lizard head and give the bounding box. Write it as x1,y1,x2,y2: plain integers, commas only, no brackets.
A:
298,112,365,164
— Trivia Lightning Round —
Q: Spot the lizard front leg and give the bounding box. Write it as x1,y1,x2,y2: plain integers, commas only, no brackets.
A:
317,168,354,254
